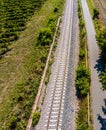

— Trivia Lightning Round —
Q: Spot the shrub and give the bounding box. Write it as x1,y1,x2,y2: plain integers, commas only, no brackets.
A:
48,17,56,32
17,120,26,130
7,116,18,129
76,64,90,97
77,122,88,130
54,6,59,12
76,77,89,97
96,29,106,48
79,19,85,29
32,111,40,126
37,28,53,46
76,64,90,80
79,49,85,59
100,69,106,90
93,8,99,19
81,29,86,37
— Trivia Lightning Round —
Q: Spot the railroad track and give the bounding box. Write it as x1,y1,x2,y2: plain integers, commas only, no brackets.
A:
45,0,74,129
36,0,77,129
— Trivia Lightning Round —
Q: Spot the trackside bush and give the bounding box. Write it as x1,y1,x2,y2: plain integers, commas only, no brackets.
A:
96,29,106,50
79,49,85,59
7,116,18,129
37,28,53,46
76,64,90,79
54,6,59,12
32,111,40,126
76,77,89,97
76,65,90,97
48,17,56,32
93,8,99,19
100,69,106,90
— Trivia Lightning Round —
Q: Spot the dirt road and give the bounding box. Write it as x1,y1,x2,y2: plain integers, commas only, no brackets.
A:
81,0,106,130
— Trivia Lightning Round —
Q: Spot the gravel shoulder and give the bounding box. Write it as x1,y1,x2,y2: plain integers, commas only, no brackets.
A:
81,0,106,130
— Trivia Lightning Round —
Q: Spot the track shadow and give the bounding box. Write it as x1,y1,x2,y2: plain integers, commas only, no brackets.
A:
102,106,106,115
94,54,103,76
97,114,106,130
97,99,106,130
102,99,106,115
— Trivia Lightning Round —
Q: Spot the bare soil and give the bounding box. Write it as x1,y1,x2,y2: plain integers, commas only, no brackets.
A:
93,0,106,27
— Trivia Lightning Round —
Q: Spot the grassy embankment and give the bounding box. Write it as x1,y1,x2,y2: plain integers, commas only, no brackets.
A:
87,0,106,90
76,1,92,130
0,0,65,129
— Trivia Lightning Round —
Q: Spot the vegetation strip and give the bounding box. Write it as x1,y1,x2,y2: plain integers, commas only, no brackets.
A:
27,17,61,129
0,0,65,129
87,0,106,90
76,0,92,130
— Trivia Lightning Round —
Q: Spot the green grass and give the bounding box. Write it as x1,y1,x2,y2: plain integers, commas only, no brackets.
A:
77,98,88,130
87,0,95,15
0,0,65,129
32,111,40,126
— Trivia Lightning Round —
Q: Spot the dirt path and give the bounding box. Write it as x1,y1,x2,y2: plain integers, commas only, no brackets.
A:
81,0,106,130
